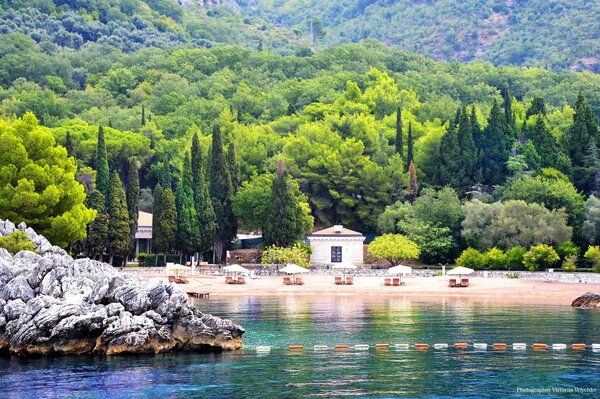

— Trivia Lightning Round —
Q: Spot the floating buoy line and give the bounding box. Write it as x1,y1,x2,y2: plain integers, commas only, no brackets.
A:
253,342,600,353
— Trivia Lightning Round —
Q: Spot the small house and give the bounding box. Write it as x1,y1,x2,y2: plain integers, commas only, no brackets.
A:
306,225,365,266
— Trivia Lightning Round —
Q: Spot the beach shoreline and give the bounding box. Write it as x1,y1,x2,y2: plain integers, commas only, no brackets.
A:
139,274,600,306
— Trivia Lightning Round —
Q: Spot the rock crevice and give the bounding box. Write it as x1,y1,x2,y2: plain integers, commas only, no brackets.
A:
0,220,244,356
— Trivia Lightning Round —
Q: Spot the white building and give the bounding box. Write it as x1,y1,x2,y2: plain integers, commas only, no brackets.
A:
306,225,365,266
135,211,153,257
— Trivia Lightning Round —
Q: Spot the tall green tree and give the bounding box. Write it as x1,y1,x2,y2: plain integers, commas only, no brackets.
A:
152,184,177,266
209,123,237,263
437,121,462,189
405,121,414,170
64,131,75,158
106,171,130,265
480,100,512,185
126,160,140,258
191,133,216,259
457,106,476,191
263,161,314,247
176,154,200,263
141,104,146,127
95,125,110,200
85,190,108,260
566,93,599,168
227,140,240,193
395,107,403,160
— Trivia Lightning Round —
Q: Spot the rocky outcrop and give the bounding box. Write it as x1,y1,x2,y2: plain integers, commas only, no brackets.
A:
571,292,600,309
0,220,244,356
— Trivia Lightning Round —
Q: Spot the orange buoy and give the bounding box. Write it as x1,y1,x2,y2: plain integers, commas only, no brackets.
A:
532,343,548,349
375,343,390,349
572,343,587,350
415,343,429,349
334,345,349,350
493,343,507,350
454,343,468,349
289,345,303,350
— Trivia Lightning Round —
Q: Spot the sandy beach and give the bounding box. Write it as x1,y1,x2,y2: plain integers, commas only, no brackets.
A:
147,273,600,305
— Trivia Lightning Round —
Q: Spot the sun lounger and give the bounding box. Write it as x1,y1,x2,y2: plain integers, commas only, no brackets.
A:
346,276,353,285
295,277,304,285
392,278,400,287
237,276,246,285
225,276,235,284
384,278,392,286
335,276,343,285
283,277,293,285
178,276,189,284
168,276,177,283
448,278,457,287
461,278,469,287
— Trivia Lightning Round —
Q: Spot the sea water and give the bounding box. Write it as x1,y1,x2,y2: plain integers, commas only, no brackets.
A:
1,296,599,398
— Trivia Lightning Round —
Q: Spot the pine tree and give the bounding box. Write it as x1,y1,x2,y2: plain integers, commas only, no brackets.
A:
153,184,177,266
263,160,306,247
95,126,110,201
106,171,130,265
566,93,600,168
480,100,512,185
227,141,240,193
191,133,216,259
526,97,547,118
64,131,75,158
437,120,462,189
457,106,476,191
408,160,419,202
141,104,146,127
405,122,414,170
395,107,403,159
126,160,140,258
176,154,200,263
525,115,560,169
85,190,108,260
503,85,516,133
209,123,237,263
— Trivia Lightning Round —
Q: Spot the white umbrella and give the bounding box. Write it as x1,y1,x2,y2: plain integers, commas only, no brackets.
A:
388,265,412,275
166,263,191,278
331,262,356,282
280,264,310,274
447,266,474,276
223,264,249,274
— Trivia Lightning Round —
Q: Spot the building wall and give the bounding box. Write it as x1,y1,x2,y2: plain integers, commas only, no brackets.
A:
308,237,365,265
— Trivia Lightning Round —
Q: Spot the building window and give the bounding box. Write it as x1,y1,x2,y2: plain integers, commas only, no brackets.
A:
331,246,342,262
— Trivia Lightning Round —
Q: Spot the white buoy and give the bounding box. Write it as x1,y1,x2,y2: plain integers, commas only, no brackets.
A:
256,346,271,352
355,344,370,351
552,344,567,350
395,343,410,350
313,345,329,351
473,343,488,350
513,343,527,350
434,343,448,349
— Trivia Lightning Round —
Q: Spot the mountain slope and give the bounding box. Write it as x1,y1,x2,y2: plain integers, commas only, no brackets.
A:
236,0,600,72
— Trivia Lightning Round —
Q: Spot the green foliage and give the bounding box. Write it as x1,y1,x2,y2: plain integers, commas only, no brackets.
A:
583,195,600,245
191,133,216,257
562,255,577,272
0,230,35,254
0,113,95,247
584,246,600,272
368,234,420,266
455,248,487,270
462,200,572,250
556,241,580,262
95,126,110,200
523,244,560,271
485,247,508,269
175,155,200,259
261,243,310,268
106,171,130,263
126,161,140,253
152,184,177,260
505,246,526,270
85,190,108,258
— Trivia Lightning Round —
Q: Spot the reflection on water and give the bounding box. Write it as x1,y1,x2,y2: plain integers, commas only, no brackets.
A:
1,296,599,398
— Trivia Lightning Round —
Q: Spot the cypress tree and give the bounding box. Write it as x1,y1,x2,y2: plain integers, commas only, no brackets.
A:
566,93,599,168
191,133,216,259
526,97,547,118
64,131,75,158
85,190,108,260
106,171,130,266
480,100,512,185
503,85,516,133
405,122,414,170
395,107,403,160
408,160,419,202
209,123,236,263
126,160,140,258
175,154,200,263
95,126,110,200
263,161,305,247
227,141,240,193
153,184,177,266
457,106,476,191
141,104,146,127
437,120,462,189
525,115,560,169
152,184,164,265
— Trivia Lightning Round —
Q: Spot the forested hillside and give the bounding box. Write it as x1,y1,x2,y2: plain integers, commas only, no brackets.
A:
1,1,600,268
240,0,600,71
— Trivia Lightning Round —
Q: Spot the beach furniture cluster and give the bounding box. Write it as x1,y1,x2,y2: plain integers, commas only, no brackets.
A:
225,276,246,284
253,343,600,352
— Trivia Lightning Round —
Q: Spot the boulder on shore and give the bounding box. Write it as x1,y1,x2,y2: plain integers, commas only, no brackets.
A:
0,220,244,356
571,292,600,309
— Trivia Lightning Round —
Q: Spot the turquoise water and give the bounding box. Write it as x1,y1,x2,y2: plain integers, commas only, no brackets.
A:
1,296,599,398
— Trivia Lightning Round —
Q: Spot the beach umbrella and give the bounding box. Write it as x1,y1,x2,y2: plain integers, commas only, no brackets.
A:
223,264,249,275
447,266,474,276
331,262,356,280
387,264,412,285
166,263,191,278
280,263,309,283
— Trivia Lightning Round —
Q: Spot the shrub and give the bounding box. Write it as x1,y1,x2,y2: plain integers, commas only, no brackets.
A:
137,252,152,267
523,244,560,271
261,243,311,268
368,234,421,265
556,241,579,261
584,246,600,272
0,231,36,254
456,248,487,270
485,247,507,269
562,255,577,272
506,246,526,269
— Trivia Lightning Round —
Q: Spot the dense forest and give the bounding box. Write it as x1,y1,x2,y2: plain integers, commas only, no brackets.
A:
1,1,600,269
